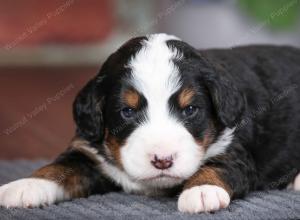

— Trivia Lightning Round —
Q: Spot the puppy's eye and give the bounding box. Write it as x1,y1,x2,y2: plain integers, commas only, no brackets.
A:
121,107,136,119
182,105,198,117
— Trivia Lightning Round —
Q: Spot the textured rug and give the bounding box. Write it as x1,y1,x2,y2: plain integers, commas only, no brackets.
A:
0,160,299,220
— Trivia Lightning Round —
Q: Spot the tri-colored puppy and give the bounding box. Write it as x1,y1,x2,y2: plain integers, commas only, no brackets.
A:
1,33,300,213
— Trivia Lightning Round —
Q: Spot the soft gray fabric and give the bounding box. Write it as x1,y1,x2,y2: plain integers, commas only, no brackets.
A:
0,160,299,220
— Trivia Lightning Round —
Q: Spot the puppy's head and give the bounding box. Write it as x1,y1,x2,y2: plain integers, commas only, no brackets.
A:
73,34,244,188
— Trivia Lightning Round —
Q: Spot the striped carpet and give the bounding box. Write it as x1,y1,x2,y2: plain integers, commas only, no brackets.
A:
0,160,299,220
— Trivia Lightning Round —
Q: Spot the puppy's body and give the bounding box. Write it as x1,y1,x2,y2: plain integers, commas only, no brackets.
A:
1,34,300,213
204,46,300,190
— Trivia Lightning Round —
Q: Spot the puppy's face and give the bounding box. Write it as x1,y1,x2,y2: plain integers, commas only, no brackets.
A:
74,34,243,188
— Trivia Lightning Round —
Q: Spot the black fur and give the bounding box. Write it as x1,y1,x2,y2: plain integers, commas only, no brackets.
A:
201,45,300,194
73,77,104,143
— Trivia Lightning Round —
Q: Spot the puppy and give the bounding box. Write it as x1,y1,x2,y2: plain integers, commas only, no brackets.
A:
1,33,300,213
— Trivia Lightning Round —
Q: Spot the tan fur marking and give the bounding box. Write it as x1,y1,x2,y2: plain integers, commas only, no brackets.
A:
178,88,195,108
70,137,100,164
31,164,85,198
196,123,216,150
70,137,90,148
123,89,140,108
104,129,123,168
184,167,233,196
31,137,101,198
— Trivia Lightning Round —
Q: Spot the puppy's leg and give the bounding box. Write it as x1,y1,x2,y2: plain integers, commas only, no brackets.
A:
178,143,257,213
178,168,231,213
0,138,119,208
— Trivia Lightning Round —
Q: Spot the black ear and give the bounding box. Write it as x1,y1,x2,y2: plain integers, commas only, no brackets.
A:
73,76,106,143
203,63,245,128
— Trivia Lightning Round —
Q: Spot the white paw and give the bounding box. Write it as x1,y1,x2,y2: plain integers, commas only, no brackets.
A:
0,178,67,208
178,185,230,213
293,173,300,191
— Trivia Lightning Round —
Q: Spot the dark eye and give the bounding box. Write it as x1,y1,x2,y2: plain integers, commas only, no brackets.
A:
121,107,136,119
182,105,199,117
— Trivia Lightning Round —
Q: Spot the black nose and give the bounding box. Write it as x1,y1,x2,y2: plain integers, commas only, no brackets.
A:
151,155,173,170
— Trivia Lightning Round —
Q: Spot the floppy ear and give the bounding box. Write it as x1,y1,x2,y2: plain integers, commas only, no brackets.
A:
73,76,106,143
203,63,245,128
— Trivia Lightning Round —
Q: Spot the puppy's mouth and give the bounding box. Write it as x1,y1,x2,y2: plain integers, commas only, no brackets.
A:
139,173,182,181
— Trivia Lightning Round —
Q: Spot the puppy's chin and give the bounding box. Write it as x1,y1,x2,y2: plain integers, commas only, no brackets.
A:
138,175,185,189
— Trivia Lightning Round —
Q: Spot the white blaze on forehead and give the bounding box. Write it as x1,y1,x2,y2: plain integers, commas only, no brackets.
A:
129,33,182,121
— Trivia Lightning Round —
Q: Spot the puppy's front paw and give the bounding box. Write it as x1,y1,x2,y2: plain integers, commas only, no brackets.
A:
178,185,230,213
0,178,67,208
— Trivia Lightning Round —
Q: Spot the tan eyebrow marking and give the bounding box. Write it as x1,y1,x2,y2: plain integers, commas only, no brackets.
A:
178,88,196,108
123,89,140,108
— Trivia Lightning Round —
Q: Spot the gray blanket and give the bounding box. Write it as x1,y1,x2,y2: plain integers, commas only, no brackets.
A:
0,160,299,220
